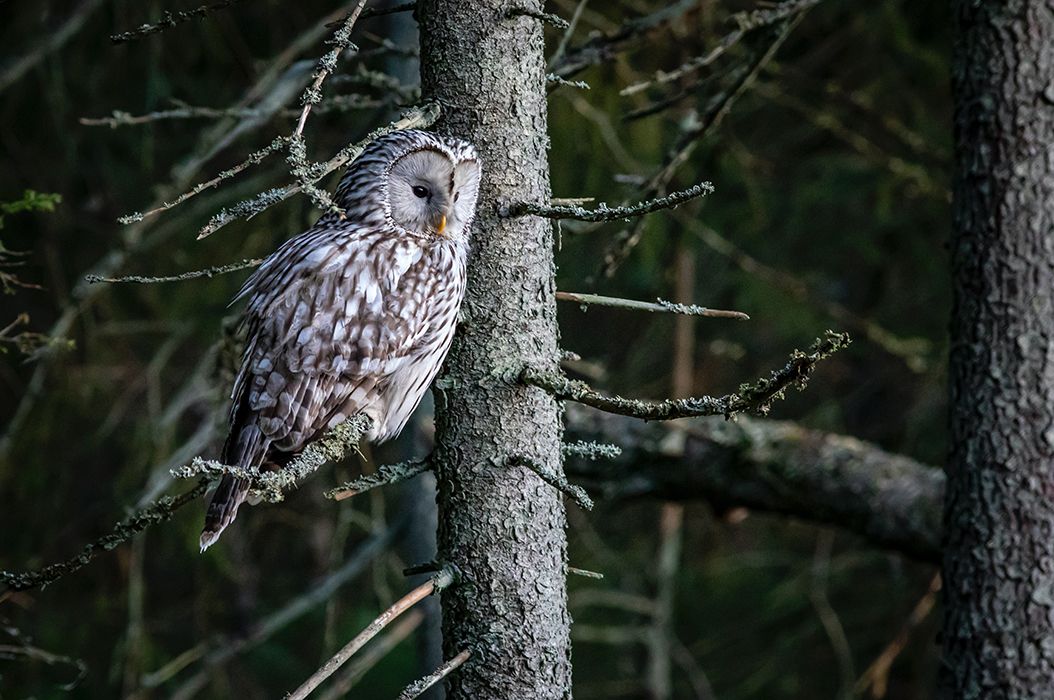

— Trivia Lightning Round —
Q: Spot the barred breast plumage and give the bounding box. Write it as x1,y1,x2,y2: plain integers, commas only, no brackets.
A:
200,129,481,550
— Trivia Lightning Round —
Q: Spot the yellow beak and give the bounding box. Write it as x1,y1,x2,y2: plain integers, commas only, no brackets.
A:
436,213,447,236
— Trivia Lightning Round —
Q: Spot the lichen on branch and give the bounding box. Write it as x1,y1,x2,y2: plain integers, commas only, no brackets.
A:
523,330,851,420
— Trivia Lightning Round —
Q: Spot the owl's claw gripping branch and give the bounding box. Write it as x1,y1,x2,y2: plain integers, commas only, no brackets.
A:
522,331,851,421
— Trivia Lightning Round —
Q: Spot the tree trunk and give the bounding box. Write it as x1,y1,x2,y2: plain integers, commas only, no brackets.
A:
419,2,572,698
942,2,1054,697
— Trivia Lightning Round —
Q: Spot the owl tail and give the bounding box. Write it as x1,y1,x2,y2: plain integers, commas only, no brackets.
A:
200,475,249,552
200,422,266,552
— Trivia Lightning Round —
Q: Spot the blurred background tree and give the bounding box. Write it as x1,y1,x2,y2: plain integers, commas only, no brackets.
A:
0,1,950,697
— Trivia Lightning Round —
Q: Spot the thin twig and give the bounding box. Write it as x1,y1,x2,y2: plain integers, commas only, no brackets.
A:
85,258,262,285
110,0,249,43
119,137,289,224
556,291,748,320
294,0,369,138
598,16,800,279
504,182,713,222
287,567,456,700
326,457,431,501
80,95,388,128
620,0,823,96
396,650,472,700
316,610,425,700
0,479,209,592
568,566,605,579
562,441,622,461
523,331,851,421
509,456,594,511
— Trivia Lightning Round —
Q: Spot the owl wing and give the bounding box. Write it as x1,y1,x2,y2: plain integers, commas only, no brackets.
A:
228,229,432,457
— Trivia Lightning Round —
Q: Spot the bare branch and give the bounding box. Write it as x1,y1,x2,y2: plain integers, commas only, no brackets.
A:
503,181,713,222
288,567,456,700
397,650,472,700
79,95,388,128
563,405,943,562
508,455,594,510
524,331,850,421
110,0,249,44
326,457,431,501
556,291,749,320
85,258,262,285
315,611,425,700
0,479,209,592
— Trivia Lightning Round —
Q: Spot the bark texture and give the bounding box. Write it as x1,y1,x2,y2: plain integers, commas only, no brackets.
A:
564,406,943,562
419,2,571,698
942,2,1054,697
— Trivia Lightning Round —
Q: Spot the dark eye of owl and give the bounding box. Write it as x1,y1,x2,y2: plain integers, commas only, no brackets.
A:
412,185,429,199
454,192,460,202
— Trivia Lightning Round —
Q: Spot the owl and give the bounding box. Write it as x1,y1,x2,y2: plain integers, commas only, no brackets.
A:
200,130,481,551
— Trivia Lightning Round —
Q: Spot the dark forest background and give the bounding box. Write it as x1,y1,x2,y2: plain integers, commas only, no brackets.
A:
1,1,949,697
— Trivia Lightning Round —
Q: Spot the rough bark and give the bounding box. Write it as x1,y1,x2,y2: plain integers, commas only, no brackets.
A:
941,2,1054,697
419,2,571,699
563,406,943,562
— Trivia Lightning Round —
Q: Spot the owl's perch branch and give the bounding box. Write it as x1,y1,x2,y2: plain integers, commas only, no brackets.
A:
326,457,431,501
397,650,472,700
502,181,713,222
556,291,749,320
198,101,440,239
172,416,373,502
524,331,850,421
0,479,209,592
508,456,594,510
287,567,456,700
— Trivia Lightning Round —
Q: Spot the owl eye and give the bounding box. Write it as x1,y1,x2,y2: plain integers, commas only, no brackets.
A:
454,192,460,202
412,185,430,199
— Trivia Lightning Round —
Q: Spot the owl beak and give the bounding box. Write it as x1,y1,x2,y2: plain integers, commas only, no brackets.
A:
435,213,448,236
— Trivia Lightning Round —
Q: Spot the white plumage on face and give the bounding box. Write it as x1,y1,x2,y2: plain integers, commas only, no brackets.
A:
199,129,480,551
386,148,480,241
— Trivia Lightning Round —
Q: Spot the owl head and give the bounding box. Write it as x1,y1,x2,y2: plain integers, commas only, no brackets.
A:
336,130,481,243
